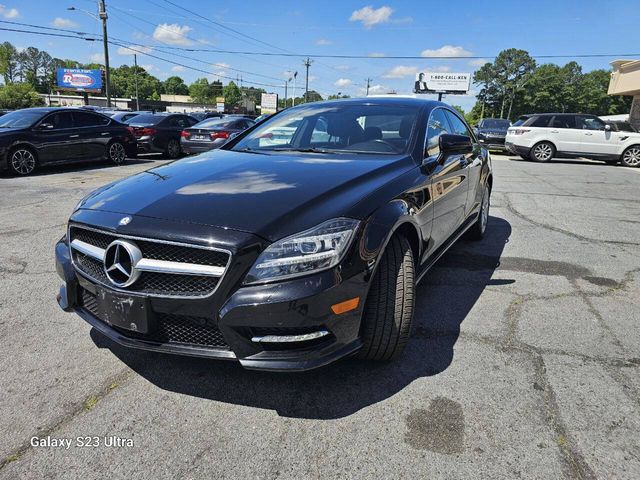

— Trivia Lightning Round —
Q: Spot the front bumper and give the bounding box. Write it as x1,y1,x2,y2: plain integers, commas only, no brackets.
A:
505,142,530,156
181,139,224,155
55,231,366,371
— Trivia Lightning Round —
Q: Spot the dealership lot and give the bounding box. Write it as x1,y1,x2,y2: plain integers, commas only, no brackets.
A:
1,154,639,479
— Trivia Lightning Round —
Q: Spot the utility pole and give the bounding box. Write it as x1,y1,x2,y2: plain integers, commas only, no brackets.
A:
133,54,140,111
98,0,111,107
365,77,372,96
284,81,288,109
292,71,297,106
303,58,313,103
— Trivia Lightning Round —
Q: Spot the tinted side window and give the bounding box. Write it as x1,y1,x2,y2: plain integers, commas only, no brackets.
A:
425,108,452,158
525,115,552,128
45,112,74,129
444,110,471,137
73,111,109,127
549,115,576,129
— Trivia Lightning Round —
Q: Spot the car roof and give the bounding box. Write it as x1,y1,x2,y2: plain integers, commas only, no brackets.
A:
308,96,445,109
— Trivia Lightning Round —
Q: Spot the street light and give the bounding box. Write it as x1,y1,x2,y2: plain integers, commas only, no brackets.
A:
68,2,112,107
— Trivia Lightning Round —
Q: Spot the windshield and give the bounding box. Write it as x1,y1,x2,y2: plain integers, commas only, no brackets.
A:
230,103,419,155
0,110,44,128
480,119,510,129
125,114,162,125
194,117,236,129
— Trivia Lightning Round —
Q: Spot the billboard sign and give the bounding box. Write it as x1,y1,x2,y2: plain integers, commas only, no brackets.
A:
261,93,278,114
56,68,103,93
414,72,471,94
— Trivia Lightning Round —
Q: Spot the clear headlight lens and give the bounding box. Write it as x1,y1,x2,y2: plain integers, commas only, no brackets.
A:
244,218,360,284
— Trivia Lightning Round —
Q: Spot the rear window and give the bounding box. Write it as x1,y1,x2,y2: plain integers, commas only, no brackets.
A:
524,115,552,128
512,116,529,127
126,115,162,125
194,118,236,129
480,119,510,129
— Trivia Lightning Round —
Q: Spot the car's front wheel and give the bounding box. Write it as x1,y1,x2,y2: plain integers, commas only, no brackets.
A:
8,147,38,176
165,139,181,159
621,145,640,168
108,141,127,165
357,234,415,361
530,141,555,162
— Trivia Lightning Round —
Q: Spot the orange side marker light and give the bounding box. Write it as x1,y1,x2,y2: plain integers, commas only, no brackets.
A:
331,297,360,315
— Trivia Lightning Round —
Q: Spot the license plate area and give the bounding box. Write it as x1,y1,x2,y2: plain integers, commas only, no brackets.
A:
95,287,151,334
193,135,210,141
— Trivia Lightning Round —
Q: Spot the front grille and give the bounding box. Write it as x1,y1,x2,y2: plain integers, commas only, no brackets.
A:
69,225,229,298
80,288,229,349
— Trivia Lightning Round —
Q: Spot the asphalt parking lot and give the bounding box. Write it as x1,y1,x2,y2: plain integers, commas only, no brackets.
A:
0,153,639,479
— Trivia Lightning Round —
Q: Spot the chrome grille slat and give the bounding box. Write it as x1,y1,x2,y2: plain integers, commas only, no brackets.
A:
69,225,231,298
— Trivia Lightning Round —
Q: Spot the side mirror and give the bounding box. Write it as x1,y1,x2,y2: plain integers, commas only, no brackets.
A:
604,124,611,131
37,122,54,130
439,134,473,161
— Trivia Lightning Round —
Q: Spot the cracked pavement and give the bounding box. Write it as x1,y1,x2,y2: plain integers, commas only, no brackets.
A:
0,154,639,479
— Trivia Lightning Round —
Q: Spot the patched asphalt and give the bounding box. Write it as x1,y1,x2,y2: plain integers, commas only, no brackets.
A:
0,154,639,479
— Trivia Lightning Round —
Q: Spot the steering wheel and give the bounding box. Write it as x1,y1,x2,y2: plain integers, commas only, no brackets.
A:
346,139,399,153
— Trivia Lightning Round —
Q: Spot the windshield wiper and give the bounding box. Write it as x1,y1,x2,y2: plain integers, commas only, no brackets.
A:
233,147,269,155
272,147,334,154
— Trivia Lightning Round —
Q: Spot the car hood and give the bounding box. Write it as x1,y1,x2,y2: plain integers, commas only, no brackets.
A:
79,149,415,241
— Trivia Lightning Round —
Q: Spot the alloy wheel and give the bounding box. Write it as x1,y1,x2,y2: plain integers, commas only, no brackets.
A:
622,147,640,167
10,149,36,175
168,140,180,158
533,143,553,162
109,142,126,165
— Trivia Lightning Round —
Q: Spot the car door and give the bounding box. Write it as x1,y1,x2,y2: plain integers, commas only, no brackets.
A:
443,109,482,218
35,111,79,163
72,111,112,160
548,114,582,154
577,115,619,156
424,107,470,252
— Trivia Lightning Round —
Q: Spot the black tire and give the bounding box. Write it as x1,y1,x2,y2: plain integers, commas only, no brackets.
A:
164,138,181,159
620,145,640,168
530,141,555,162
8,146,38,176
357,235,415,361
107,141,127,165
467,183,490,241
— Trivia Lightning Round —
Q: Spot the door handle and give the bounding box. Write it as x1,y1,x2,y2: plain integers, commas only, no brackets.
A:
101,132,110,135
585,133,593,136
69,134,79,138
550,130,559,133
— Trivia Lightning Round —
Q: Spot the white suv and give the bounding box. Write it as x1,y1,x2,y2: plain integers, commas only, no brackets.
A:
505,113,640,167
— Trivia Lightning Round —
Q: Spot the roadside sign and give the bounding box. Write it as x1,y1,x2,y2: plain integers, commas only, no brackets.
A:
56,68,103,93
414,72,471,94
261,93,278,114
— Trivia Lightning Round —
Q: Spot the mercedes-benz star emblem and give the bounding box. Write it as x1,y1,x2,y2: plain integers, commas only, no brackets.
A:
103,240,143,287
119,216,132,226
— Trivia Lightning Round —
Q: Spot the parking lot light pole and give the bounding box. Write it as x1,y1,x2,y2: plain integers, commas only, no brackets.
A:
68,3,112,107
133,54,140,111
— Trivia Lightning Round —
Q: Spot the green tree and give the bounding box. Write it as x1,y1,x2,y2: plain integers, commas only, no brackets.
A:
243,86,266,105
161,75,188,95
303,90,323,103
0,41,19,84
189,78,213,104
110,65,161,99
0,82,44,109
493,48,536,119
223,81,242,108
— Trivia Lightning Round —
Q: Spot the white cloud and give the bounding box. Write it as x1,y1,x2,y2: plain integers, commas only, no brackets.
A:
315,38,333,46
0,4,19,19
334,78,352,88
350,5,393,29
212,62,230,69
152,23,193,46
171,65,185,72
89,52,104,63
421,45,472,58
368,52,385,58
433,65,451,72
468,58,488,67
334,65,351,71
308,75,318,83
365,84,388,94
382,65,417,79
117,45,153,56
52,17,77,28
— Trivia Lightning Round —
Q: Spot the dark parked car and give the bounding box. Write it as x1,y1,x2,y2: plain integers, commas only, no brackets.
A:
55,98,492,371
474,118,511,151
190,111,225,122
0,107,137,176
126,113,198,158
180,116,256,154
110,111,152,124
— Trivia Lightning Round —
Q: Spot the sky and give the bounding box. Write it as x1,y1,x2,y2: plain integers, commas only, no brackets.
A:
0,0,637,111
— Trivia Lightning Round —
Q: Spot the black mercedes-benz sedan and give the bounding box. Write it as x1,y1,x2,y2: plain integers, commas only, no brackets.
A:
55,98,493,371
0,108,137,176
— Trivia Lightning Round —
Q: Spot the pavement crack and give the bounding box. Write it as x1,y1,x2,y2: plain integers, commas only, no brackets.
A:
0,368,133,471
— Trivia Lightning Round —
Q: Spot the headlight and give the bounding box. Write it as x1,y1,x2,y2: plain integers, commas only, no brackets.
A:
243,217,360,284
